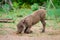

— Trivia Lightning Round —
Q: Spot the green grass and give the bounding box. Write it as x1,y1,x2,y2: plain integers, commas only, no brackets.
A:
0,8,60,32
0,30,7,35
0,23,3,28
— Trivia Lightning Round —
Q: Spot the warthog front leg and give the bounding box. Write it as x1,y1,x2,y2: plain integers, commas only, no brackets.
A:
24,26,33,34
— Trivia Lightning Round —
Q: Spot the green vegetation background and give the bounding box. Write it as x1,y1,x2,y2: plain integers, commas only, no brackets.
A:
0,0,60,33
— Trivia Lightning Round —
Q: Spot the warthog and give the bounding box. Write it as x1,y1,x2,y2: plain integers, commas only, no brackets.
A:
17,9,46,34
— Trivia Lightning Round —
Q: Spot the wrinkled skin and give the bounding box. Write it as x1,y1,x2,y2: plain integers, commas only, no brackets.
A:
17,9,46,34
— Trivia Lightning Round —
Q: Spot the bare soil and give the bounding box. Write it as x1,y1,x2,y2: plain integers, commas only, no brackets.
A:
0,20,60,40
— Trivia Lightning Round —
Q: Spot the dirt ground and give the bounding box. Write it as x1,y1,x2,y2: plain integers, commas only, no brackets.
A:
0,20,60,40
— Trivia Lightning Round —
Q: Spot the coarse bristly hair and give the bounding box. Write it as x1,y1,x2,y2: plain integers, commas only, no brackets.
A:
17,9,46,34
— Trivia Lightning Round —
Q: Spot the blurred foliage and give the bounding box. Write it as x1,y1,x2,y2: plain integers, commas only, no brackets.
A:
16,8,33,16
53,0,60,8
0,0,60,10
2,4,10,12
13,2,19,8
31,3,39,11
21,3,31,8
0,24,3,28
0,0,60,29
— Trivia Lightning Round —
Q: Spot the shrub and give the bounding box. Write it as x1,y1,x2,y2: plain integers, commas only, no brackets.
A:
21,3,30,8
2,4,10,12
13,2,19,8
31,3,39,11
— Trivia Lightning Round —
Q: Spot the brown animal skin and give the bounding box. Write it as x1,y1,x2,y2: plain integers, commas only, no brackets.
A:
17,9,46,34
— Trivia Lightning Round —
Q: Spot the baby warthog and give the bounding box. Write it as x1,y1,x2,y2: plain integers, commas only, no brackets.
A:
17,9,46,34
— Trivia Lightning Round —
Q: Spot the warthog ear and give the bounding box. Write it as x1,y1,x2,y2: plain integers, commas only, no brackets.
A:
22,20,27,25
